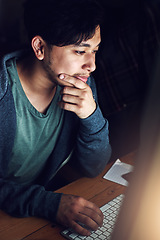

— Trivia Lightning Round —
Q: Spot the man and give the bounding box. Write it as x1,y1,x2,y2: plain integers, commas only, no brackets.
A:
0,0,111,236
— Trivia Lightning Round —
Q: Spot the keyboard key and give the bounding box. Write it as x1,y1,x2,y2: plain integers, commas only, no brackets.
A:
99,235,106,239
70,233,79,238
90,232,98,237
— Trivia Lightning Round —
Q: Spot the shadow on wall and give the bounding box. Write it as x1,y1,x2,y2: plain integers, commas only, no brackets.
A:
0,0,28,57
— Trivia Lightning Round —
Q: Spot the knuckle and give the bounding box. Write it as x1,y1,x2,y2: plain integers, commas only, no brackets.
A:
75,196,84,205
62,94,68,102
70,196,83,211
63,86,68,93
70,203,78,213
81,90,88,98
78,103,84,111
61,95,65,101
62,102,70,111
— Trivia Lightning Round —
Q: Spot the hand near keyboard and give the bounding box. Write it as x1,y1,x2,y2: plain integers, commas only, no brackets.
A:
56,194,104,236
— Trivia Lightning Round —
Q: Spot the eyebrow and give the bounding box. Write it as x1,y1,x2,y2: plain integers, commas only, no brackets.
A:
73,42,101,48
78,43,91,47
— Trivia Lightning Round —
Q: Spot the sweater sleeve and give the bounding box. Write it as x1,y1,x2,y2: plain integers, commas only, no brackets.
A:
71,76,112,177
0,178,62,222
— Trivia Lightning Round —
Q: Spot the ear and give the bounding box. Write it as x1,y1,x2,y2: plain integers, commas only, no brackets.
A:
31,36,45,60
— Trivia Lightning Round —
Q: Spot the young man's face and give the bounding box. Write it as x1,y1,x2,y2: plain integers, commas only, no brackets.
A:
42,26,101,86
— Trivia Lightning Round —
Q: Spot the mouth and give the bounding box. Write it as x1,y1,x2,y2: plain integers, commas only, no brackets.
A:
75,75,89,83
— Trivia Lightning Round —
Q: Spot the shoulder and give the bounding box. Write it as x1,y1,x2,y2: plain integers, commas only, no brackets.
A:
0,50,29,99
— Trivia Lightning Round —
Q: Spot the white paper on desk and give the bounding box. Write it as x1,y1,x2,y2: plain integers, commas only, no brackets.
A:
103,159,134,186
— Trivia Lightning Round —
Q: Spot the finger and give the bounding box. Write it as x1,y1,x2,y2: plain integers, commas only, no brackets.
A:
61,94,80,105
71,220,92,236
81,205,103,228
83,200,104,221
59,73,87,89
75,200,103,229
58,100,81,114
58,93,96,119
58,74,74,87
61,86,92,103
76,211,103,232
61,87,88,103
86,207,103,227
62,86,82,97
59,97,90,119
70,205,103,235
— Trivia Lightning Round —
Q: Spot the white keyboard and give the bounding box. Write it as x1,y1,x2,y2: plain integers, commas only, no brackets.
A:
61,194,124,240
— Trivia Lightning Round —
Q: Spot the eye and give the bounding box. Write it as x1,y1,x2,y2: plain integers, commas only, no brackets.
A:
75,50,85,55
93,49,99,54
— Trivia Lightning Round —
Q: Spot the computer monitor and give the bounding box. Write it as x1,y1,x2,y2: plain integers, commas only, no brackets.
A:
111,50,160,240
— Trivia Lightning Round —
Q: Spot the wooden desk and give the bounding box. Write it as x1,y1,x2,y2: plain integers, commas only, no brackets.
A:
0,152,136,240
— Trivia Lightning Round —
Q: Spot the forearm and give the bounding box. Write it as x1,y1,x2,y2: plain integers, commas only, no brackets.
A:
72,104,111,177
0,179,62,222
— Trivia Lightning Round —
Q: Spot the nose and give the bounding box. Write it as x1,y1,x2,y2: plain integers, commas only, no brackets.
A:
82,53,96,73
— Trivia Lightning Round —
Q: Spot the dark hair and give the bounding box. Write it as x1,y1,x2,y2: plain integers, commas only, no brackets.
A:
23,0,104,46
